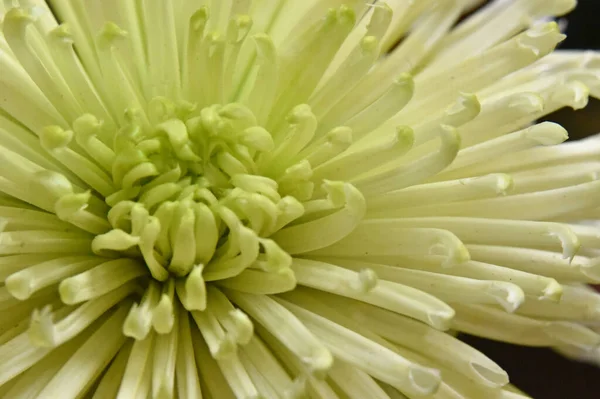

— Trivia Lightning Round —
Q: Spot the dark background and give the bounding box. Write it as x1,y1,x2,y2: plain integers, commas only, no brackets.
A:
460,1,600,398
540,0,600,141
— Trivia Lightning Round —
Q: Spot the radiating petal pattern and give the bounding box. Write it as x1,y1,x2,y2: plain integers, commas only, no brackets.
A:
0,1,599,398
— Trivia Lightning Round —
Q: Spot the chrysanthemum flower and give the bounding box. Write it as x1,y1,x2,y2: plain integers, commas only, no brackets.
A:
1,0,600,397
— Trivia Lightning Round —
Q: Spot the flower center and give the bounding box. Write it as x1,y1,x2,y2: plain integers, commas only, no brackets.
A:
94,100,303,273
37,99,312,317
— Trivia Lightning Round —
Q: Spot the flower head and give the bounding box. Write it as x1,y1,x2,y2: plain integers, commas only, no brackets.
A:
1,0,600,398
